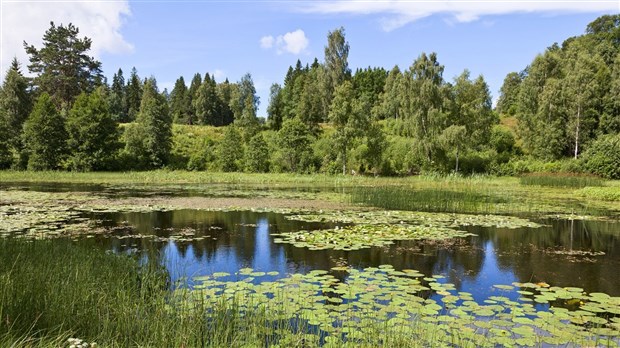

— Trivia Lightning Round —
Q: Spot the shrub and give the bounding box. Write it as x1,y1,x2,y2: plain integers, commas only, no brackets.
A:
582,133,620,179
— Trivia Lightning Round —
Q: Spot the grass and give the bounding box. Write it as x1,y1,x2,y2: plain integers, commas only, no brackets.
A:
1,170,619,216
1,239,619,347
519,173,604,188
349,186,510,214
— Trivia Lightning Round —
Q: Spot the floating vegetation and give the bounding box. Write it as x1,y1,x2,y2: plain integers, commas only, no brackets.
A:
273,224,476,250
273,209,544,250
177,266,620,347
287,209,542,228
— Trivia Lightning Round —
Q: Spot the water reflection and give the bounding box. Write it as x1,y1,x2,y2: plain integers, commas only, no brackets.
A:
85,210,620,298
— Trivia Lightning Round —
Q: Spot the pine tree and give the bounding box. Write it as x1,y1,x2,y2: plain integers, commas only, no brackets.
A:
22,93,67,170
24,22,102,108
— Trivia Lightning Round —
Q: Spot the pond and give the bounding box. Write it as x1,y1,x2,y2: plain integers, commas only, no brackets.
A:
79,209,620,299
2,184,620,346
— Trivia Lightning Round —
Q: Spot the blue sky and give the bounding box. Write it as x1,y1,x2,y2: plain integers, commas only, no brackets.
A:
2,1,619,116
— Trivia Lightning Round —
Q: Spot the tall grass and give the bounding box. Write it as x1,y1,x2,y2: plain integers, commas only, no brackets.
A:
349,186,509,214
0,239,424,347
520,173,604,188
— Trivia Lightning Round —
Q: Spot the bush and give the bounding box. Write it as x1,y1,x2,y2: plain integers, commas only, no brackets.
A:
583,133,620,179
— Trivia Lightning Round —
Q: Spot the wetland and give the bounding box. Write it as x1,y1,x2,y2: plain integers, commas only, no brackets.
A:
1,172,619,347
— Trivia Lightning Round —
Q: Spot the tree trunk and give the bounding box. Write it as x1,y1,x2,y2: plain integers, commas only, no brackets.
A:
574,105,580,159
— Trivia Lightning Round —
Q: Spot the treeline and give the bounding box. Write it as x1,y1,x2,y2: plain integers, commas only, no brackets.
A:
1,17,619,177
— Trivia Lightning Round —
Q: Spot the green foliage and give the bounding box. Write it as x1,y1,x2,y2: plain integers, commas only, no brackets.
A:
231,73,259,133
169,76,188,124
0,114,11,169
244,133,269,173
267,83,284,130
496,71,523,116
129,78,172,169
22,93,67,170
329,81,369,174
125,67,143,122
0,58,31,161
324,26,350,100
66,90,120,171
194,73,222,126
218,126,243,172
109,68,127,122
583,133,620,179
24,22,102,108
276,118,315,173
350,186,508,214
520,174,604,188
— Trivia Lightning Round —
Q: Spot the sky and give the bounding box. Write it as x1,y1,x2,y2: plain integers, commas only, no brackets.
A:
1,0,619,116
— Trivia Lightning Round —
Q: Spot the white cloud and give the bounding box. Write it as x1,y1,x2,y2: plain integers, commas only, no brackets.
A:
212,69,226,82
260,35,275,49
1,1,132,78
296,1,619,31
260,29,309,55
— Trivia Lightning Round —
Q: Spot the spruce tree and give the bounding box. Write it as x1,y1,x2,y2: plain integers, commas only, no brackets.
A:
0,58,31,164
126,67,143,121
134,78,172,168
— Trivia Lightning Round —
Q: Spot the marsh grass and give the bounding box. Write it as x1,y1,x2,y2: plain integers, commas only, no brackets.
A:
520,173,605,188
349,186,510,214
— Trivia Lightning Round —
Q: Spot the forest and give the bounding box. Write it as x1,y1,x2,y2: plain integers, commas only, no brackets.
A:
1,15,619,178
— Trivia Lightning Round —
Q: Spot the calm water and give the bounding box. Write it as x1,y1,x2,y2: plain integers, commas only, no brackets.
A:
78,209,620,300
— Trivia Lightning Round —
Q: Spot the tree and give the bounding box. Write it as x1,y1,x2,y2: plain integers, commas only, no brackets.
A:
169,76,188,123
496,72,523,116
0,58,31,163
110,68,127,122
267,83,284,130
375,65,402,120
439,125,467,172
194,74,220,125
244,133,269,172
231,73,259,133
329,81,369,175
451,70,495,148
185,73,202,125
126,67,143,121
324,27,350,96
0,114,11,168
66,89,119,171
131,78,172,168
402,53,447,163
22,93,67,170
24,22,102,108
218,126,243,172
563,46,608,159
277,117,314,173
216,79,235,126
